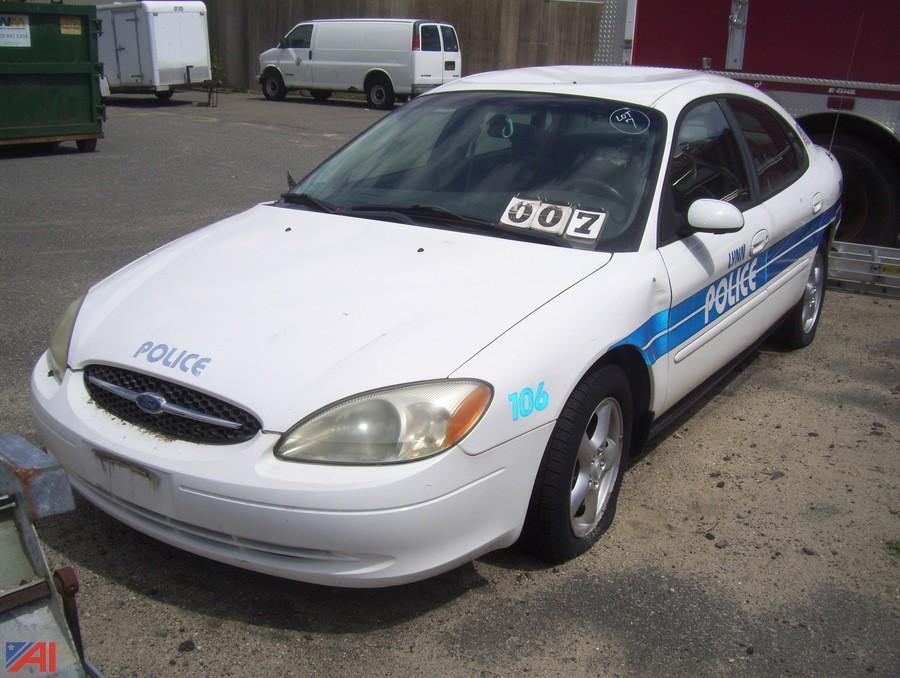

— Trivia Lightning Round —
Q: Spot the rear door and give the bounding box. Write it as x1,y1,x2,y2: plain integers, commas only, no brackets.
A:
439,24,461,83
414,23,443,89
113,10,143,84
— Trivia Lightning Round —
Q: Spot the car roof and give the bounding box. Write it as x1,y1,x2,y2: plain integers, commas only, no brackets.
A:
435,66,764,112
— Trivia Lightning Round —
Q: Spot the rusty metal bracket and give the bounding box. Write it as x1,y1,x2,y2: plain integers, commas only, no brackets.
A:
54,567,86,664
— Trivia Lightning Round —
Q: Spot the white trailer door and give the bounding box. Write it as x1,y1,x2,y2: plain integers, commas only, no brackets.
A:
113,11,143,83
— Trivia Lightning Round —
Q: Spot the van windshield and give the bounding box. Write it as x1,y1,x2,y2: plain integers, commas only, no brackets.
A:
289,91,666,251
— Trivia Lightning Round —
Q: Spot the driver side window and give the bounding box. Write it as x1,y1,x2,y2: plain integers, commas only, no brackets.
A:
286,24,312,49
660,101,750,245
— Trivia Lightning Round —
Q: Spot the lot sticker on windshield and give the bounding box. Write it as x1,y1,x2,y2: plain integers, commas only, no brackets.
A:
500,196,607,242
610,108,651,135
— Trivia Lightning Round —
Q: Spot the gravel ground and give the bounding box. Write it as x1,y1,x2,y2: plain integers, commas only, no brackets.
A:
1,90,898,677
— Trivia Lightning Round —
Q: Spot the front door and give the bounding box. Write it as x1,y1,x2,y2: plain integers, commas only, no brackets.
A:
279,23,314,87
657,98,772,409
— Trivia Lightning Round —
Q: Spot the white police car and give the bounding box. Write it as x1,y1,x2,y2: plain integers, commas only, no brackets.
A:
31,67,841,587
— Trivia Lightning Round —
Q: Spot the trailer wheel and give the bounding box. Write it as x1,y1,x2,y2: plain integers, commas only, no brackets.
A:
365,76,394,110
154,90,174,101
812,133,900,246
76,139,97,153
310,89,331,102
262,72,287,101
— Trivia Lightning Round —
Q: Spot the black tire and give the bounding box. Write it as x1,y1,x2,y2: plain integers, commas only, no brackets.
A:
523,364,632,563
154,90,174,101
812,133,900,246
261,71,287,101
310,89,331,102
773,245,827,350
76,138,97,153
365,75,394,110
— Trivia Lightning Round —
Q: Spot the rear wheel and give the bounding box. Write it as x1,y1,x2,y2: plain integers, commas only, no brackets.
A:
523,364,632,563
365,76,394,110
261,71,287,101
154,90,174,101
76,138,97,153
310,89,331,102
812,133,899,246
773,246,827,349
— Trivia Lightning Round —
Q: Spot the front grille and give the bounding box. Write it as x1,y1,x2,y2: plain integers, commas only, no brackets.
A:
84,365,261,444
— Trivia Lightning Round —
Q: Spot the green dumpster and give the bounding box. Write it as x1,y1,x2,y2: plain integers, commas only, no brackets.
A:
0,1,103,152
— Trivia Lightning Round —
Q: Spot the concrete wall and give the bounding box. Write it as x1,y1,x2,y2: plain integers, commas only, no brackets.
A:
203,0,605,90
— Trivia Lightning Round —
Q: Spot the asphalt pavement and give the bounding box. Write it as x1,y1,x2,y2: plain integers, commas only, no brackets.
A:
1,90,898,677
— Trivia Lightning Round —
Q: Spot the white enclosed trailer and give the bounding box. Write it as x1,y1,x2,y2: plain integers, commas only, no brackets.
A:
97,1,211,100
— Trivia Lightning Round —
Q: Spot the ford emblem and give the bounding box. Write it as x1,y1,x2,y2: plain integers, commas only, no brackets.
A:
135,392,166,415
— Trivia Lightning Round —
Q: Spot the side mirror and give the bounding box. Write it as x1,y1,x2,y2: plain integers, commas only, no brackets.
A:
687,199,744,233
277,39,286,49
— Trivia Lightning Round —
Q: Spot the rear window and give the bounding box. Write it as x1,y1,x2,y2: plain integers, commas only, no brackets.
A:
421,25,441,52
440,25,459,52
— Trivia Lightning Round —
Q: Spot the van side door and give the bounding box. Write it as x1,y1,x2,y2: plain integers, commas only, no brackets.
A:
280,23,314,88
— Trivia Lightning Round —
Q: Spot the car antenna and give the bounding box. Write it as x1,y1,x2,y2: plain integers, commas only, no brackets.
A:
828,10,865,151
287,171,297,191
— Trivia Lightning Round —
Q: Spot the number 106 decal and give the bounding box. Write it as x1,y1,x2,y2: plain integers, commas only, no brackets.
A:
500,196,607,241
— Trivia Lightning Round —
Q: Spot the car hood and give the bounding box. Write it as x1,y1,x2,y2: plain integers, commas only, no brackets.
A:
69,204,611,431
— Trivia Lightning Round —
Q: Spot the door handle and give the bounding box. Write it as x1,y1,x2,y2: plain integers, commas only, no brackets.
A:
811,192,823,215
750,229,768,255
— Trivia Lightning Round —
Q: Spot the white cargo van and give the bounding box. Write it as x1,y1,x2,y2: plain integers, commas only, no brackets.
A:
97,1,212,100
257,19,461,109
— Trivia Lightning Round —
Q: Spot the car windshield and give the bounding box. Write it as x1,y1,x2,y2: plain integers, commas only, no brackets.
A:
288,91,667,250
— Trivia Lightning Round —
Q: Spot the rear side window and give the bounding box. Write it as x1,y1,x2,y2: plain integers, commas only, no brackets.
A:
421,25,441,52
286,24,312,49
440,25,459,52
728,99,807,199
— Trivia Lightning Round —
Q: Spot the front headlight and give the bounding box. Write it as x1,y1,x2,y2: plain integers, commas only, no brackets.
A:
47,294,85,380
275,380,493,465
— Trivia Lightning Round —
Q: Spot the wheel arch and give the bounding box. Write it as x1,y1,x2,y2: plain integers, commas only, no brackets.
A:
592,345,654,456
798,113,900,169
364,69,393,91
261,65,285,82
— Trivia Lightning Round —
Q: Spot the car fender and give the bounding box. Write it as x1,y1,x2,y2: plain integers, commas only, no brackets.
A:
451,251,671,456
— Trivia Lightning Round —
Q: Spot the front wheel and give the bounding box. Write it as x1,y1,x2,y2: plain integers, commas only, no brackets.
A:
261,72,287,101
773,246,827,349
523,364,632,563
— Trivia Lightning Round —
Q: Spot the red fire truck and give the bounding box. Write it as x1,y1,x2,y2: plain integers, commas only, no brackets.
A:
595,0,899,293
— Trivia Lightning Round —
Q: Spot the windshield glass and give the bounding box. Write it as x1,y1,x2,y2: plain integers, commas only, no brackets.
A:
290,91,667,250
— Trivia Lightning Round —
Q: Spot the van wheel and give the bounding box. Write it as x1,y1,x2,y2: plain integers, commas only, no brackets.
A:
523,364,632,563
310,90,331,102
154,90,174,101
366,76,394,110
262,72,287,101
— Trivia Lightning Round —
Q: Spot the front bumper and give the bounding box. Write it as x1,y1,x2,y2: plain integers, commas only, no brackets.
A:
30,355,551,587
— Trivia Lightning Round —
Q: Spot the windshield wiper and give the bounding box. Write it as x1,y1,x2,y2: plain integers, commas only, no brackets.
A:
347,203,571,246
279,192,337,213
349,203,493,227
